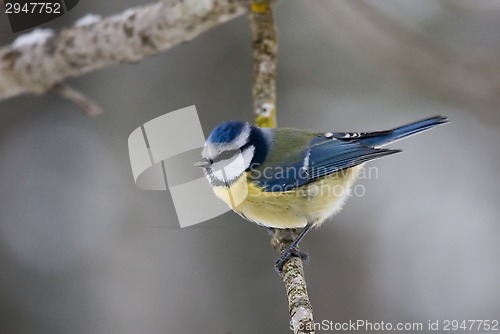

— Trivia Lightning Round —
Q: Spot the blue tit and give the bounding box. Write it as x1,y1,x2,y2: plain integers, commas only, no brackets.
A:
195,116,448,271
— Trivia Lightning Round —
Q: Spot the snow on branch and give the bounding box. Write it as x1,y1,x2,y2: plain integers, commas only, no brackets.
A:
0,0,246,101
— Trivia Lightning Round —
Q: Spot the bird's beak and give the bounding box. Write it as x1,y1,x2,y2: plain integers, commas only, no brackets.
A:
194,158,212,168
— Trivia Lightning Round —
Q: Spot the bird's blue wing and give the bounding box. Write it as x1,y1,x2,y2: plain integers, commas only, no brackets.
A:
250,136,399,192
306,137,400,179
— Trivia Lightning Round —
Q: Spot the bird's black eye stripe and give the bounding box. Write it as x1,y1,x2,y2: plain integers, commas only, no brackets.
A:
212,149,241,163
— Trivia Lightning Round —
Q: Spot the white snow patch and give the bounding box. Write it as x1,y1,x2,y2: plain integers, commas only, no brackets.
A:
259,60,273,74
116,8,135,20
12,28,54,49
291,306,313,331
75,13,101,27
121,8,135,17
185,0,213,15
109,7,137,22
259,103,274,117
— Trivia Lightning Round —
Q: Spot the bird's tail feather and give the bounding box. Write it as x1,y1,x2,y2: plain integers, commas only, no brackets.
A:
360,116,448,147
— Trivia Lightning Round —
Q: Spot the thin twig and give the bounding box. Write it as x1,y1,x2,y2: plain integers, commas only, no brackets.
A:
442,0,500,12
52,83,103,117
317,0,500,122
248,1,315,333
0,0,246,102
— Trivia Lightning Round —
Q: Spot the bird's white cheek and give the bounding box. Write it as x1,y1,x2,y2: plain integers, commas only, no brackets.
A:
210,146,254,183
211,154,247,183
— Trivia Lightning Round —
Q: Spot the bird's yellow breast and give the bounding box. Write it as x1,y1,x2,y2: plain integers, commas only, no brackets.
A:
212,165,362,228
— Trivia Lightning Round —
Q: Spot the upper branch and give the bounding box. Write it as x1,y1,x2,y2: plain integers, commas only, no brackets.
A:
248,0,277,128
0,0,246,101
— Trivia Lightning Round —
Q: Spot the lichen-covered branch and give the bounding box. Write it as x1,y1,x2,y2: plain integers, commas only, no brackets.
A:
271,229,315,334
0,0,246,101
248,0,277,128
248,2,315,333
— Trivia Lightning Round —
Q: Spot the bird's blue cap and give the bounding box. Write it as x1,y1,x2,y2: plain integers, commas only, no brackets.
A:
208,121,247,144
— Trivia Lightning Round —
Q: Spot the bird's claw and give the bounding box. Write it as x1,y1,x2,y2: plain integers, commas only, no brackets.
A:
275,247,309,274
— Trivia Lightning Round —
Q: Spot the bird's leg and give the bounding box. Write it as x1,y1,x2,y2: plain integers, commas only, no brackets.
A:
275,222,314,273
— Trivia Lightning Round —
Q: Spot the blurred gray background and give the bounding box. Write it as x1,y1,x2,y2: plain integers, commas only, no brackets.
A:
1,1,500,333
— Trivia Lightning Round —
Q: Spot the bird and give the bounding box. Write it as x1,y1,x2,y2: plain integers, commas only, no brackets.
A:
194,116,448,272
